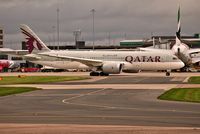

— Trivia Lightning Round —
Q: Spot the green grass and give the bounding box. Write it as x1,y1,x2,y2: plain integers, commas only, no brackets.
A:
158,88,200,103
0,76,88,85
0,87,40,96
188,76,200,84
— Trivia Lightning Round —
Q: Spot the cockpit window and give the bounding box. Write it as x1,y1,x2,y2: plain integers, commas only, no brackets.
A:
173,57,178,60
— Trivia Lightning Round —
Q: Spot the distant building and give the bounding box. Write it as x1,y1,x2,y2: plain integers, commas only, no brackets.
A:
152,33,200,48
120,33,200,49
0,27,3,48
0,27,7,59
120,40,145,47
22,41,27,50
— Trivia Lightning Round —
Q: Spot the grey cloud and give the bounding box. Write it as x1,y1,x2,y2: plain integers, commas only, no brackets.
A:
0,0,199,49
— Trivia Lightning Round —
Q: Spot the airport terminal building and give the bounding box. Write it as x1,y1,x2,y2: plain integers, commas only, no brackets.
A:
0,27,7,60
0,27,3,48
120,34,200,48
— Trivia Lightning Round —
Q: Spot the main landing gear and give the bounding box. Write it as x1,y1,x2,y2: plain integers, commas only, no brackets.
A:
166,70,171,76
90,71,109,76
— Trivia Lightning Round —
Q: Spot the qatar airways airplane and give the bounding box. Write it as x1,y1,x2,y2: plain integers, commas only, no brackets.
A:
0,24,184,76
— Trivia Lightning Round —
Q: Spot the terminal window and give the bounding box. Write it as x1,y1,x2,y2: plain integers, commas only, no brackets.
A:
0,55,8,59
0,35,3,39
11,57,23,60
0,41,3,45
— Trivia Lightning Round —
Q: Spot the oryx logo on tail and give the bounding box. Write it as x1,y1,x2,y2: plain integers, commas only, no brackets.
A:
20,24,50,54
20,28,43,53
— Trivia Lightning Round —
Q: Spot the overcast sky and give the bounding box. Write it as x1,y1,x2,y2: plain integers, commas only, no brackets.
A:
0,0,200,49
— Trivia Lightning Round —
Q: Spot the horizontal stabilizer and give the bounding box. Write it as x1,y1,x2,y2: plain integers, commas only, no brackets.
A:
0,48,29,56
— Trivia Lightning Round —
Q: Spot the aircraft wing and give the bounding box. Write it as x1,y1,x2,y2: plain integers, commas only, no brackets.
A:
39,53,103,67
185,49,200,64
0,48,29,56
23,54,42,60
191,57,200,64
187,48,200,54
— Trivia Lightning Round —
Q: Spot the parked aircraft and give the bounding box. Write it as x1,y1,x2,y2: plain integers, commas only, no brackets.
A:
0,24,184,76
140,6,200,70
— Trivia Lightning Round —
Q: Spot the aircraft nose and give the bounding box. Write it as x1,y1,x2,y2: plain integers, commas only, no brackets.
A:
178,60,185,69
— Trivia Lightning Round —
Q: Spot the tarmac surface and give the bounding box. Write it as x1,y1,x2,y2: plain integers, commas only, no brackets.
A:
54,75,185,84
0,88,200,127
0,72,200,133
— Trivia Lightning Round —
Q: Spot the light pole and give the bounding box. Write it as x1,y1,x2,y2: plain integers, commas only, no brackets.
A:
52,26,56,49
57,7,60,50
90,9,95,50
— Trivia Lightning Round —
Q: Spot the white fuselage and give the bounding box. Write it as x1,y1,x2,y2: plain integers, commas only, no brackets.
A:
171,42,191,65
25,50,184,71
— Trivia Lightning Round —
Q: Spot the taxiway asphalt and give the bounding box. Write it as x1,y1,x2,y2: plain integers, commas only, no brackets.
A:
0,88,200,127
0,72,200,133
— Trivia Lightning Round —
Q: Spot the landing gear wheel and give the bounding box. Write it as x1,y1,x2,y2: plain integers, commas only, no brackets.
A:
99,72,109,76
166,72,170,76
90,71,100,76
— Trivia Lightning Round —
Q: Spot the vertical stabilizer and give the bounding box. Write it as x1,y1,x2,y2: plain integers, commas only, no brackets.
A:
20,24,50,53
176,6,181,45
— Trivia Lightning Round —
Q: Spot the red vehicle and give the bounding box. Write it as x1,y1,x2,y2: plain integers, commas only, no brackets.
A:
21,67,41,72
0,60,17,72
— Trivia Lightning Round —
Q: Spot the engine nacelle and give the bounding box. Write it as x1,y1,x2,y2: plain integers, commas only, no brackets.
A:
102,63,122,74
121,62,139,73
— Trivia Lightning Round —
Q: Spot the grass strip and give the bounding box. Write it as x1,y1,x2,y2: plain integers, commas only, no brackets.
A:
0,87,41,96
158,88,200,103
0,76,88,85
188,76,200,84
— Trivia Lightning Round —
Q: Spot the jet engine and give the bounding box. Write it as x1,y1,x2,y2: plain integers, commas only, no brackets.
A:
102,63,122,74
122,62,140,73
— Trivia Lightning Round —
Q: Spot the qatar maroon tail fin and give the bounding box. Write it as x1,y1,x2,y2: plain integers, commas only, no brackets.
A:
20,24,50,53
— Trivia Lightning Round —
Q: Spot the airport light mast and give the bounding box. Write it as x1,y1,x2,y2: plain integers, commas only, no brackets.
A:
56,7,60,50
91,9,95,50
52,26,56,49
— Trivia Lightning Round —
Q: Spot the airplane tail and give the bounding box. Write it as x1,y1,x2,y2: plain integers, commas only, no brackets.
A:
175,6,181,45
20,24,51,54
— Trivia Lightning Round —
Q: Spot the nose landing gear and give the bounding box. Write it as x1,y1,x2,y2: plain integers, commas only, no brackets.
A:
166,70,171,76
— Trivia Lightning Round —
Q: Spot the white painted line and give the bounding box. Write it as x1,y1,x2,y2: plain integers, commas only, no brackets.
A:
62,88,107,103
63,101,200,114
183,77,190,83
1,84,178,90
